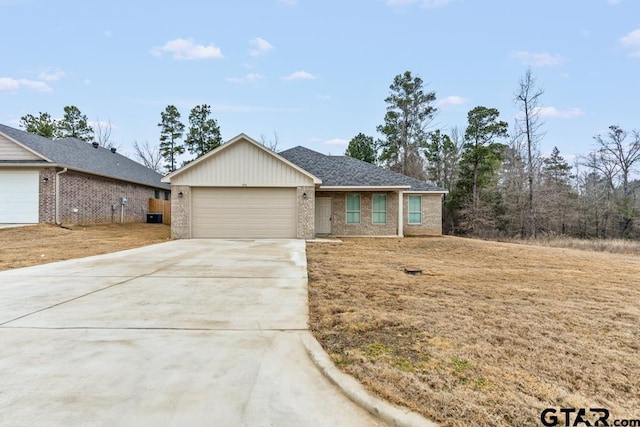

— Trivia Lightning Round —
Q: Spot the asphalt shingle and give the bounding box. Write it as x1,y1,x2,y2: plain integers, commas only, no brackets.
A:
279,146,445,191
0,124,168,190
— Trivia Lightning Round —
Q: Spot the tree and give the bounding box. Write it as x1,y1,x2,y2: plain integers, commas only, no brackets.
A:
377,71,437,179
345,133,377,163
454,106,508,234
423,129,461,190
592,125,640,237
260,131,279,152
158,105,185,172
184,104,222,158
540,147,575,235
132,140,164,174
57,106,94,141
514,69,545,237
94,118,115,148
19,112,58,139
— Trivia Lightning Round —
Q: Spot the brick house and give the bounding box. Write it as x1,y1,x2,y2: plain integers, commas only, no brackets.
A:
0,124,169,225
163,134,447,239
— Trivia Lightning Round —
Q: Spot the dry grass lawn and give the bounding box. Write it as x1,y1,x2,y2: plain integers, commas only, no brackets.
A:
307,236,640,426
0,223,171,271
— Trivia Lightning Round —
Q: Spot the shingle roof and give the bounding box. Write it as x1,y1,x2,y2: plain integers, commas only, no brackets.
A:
279,146,445,191
0,124,169,190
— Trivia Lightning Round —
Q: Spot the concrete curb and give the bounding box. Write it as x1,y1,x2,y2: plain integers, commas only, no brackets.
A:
300,332,439,427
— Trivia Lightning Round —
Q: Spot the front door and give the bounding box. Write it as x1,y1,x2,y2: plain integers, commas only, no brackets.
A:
315,197,332,234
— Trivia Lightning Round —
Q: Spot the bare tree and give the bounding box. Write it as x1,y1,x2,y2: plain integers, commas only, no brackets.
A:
133,140,164,174
514,69,545,237
260,131,279,152
94,118,117,148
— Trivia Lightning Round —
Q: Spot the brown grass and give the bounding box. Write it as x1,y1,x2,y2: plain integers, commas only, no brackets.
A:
0,223,171,271
504,236,640,255
306,236,640,426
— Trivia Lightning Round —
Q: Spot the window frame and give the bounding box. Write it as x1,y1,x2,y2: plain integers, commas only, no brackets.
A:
408,195,422,225
372,193,387,224
346,193,361,224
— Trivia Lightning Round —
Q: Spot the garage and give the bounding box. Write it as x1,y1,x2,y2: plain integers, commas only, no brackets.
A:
191,187,297,238
0,170,39,224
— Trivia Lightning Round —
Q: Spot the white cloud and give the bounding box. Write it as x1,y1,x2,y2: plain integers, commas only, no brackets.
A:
104,30,112,37
436,95,468,108
278,0,298,5
249,37,273,56
226,73,266,84
620,28,640,58
534,106,584,119
282,71,317,80
511,50,565,67
151,38,223,60
38,67,64,82
324,138,349,145
386,0,452,8
0,77,52,92
83,79,92,85
316,94,331,101
605,0,621,4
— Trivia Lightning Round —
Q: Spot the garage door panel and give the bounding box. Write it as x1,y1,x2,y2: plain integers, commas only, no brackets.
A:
0,170,39,223
191,187,296,238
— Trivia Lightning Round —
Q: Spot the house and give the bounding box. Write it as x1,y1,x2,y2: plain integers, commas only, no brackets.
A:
0,123,169,225
162,133,447,239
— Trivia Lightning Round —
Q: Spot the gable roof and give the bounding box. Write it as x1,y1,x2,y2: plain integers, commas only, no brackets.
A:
279,146,446,192
0,124,169,190
162,133,321,184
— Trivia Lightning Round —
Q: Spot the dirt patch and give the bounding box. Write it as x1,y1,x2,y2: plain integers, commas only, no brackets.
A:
306,236,640,427
0,223,171,271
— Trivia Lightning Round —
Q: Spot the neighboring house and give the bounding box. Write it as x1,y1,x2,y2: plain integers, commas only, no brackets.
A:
0,124,169,225
163,133,447,239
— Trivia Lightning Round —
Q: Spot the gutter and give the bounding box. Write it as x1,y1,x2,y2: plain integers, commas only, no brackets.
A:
55,167,68,225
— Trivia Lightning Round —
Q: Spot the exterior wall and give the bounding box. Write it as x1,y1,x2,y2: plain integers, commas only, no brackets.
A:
0,134,42,160
39,169,56,223
403,193,443,236
297,186,315,239
170,185,191,239
316,191,400,236
55,170,163,225
170,139,315,187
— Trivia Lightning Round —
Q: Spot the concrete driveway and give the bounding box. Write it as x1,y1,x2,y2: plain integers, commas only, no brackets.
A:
0,239,384,426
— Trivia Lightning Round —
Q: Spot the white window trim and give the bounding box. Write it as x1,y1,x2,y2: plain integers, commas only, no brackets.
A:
372,193,387,224
408,195,422,225
346,193,361,224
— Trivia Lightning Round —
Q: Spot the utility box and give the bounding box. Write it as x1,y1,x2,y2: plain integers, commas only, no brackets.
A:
147,213,163,224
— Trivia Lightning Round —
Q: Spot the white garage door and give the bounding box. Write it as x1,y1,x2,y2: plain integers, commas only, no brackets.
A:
0,170,39,223
191,187,297,238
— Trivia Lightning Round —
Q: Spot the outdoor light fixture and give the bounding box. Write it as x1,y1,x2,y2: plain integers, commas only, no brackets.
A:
43,177,49,182
303,192,308,199
178,192,183,198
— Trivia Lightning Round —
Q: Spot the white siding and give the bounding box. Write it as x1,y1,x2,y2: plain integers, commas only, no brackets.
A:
191,187,296,238
0,134,42,161
171,138,314,186
0,170,39,223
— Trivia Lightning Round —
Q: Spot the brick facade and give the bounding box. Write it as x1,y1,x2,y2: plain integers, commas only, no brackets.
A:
39,169,167,225
296,186,315,239
403,193,443,236
170,185,191,239
316,191,399,236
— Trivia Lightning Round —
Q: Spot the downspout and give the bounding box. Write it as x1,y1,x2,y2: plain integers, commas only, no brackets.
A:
55,167,68,226
398,190,404,237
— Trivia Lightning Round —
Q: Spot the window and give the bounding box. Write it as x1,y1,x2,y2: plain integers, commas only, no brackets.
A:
154,190,159,199
372,193,387,224
164,191,170,201
346,193,361,224
408,195,422,224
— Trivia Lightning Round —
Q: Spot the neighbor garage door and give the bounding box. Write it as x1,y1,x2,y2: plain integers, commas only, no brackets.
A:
0,170,39,223
191,187,297,238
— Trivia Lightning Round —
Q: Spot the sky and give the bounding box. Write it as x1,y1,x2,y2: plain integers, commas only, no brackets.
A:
1,0,639,167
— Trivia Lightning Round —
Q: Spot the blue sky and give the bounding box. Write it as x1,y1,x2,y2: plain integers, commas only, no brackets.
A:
1,0,639,166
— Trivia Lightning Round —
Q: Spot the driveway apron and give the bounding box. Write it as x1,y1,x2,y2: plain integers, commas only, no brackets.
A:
0,239,384,426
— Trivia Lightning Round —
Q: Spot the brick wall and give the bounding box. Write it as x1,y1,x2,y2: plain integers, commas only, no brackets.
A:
39,169,56,223
297,185,315,239
403,193,443,236
51,170,164,225
170,185,190,239
316,191,400,236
